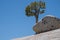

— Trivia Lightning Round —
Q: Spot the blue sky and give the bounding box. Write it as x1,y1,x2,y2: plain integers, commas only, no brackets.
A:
0,0,60,40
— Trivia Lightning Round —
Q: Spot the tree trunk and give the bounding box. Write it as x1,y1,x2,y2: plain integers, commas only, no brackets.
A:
35,15,38,23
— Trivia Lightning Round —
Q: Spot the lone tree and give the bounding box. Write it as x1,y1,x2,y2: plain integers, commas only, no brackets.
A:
25,1,46,23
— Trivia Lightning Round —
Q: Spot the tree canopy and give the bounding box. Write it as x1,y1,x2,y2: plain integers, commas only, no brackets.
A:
25,1,46,23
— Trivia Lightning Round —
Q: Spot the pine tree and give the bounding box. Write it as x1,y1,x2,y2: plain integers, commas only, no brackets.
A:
25,1,46,23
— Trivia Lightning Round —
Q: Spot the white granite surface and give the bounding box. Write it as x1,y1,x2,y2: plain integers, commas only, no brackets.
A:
12,29,60,40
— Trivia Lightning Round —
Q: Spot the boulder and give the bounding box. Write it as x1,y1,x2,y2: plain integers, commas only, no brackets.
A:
33,15,60,34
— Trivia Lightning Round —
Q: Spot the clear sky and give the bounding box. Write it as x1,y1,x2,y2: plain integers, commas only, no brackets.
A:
0,0,60,40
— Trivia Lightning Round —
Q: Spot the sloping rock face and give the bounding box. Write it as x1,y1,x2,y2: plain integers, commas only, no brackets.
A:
33,15,60,34
13,29,60,40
